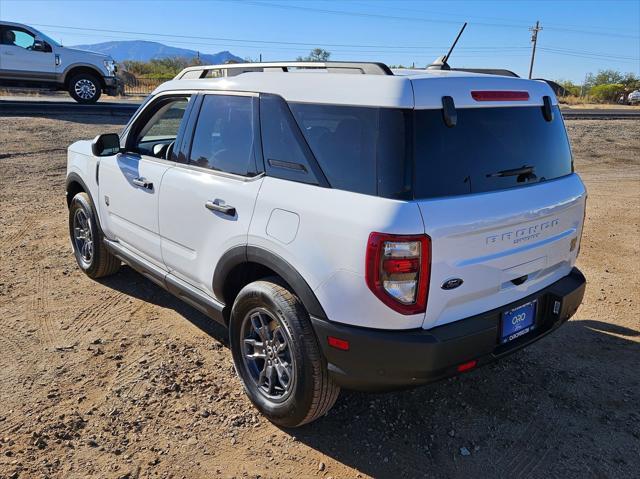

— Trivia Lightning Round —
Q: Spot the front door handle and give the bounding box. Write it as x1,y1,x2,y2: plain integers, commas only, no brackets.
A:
205,200,236,216
132,177,153,189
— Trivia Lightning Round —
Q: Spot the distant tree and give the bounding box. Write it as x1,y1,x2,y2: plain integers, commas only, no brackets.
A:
296,48,331,62
620,72,640,91
585,69,627,89
580,70,639,101
554,79,581,97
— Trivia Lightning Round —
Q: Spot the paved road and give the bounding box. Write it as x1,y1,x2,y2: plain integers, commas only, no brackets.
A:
561,108,640,120
0,98,140,117
1,98,639,120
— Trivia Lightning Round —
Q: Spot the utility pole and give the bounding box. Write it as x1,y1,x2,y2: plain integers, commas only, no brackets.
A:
528,20,542,79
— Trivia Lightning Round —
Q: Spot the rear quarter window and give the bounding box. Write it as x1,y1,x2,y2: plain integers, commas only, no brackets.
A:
289,103,411,198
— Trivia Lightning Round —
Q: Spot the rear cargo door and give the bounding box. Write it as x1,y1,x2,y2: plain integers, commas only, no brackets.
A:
413,105,586,329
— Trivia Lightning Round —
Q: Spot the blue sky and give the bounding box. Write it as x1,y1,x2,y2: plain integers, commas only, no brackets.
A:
1,0,638,82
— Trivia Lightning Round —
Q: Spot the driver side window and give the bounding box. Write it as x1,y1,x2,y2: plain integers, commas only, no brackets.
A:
131,96,190,159
1,28,35,49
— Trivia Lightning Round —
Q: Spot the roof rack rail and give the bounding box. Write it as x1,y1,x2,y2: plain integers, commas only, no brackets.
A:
174,61,393,80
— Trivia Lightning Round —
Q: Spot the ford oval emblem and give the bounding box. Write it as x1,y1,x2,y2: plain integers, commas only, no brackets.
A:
441,278,464,290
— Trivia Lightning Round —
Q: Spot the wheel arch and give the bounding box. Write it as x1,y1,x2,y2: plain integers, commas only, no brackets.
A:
63,64,106,89
66,173,103,234
66,172,90,208
214,245,328,323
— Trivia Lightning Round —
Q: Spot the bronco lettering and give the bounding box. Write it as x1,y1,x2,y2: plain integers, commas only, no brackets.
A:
486,218,560,245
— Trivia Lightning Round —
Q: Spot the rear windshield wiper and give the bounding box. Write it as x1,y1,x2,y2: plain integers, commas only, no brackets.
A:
487,165,537,182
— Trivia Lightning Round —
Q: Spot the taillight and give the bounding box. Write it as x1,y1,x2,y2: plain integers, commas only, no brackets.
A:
471,91,530,101
365,233,431,315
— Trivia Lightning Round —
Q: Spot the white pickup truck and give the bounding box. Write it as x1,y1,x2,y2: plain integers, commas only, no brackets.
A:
0,21,119,103
66,61,587,426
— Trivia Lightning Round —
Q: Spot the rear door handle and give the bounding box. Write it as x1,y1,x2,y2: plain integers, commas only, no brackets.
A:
205,200,236,216
132,177,153,189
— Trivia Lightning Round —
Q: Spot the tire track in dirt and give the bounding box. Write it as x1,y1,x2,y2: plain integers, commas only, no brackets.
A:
28,265,60,350
0,216,29,253
63,291,132,342
492,406,554,479
0,318,37,436
116,345,163,399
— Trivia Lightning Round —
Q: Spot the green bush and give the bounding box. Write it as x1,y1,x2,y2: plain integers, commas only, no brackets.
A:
589,83,624,102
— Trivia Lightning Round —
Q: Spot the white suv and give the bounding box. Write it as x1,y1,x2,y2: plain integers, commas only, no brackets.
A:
66,62,587,427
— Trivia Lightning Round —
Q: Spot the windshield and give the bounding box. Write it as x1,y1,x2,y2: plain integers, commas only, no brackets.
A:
31,27,61,47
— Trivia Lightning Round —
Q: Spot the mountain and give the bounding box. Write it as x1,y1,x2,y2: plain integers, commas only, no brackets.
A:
70,40,243,64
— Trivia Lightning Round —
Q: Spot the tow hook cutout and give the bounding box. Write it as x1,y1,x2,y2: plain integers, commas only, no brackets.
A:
511,275,528,286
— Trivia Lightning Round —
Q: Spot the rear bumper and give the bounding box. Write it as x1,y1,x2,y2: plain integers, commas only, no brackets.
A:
311,267,586,391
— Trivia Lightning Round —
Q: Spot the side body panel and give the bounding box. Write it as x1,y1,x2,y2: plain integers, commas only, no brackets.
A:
158,167,263,295
249,176,426,330
0,45,56,80
66,140,100,207
97,153,172,266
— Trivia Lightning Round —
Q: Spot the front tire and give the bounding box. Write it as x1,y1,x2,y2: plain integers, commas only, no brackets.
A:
69,192,120,278
229,279,339,427
68,73,102,104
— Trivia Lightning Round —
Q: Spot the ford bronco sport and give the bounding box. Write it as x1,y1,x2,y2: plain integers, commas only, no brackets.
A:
0,21,119,103
66,61,586,427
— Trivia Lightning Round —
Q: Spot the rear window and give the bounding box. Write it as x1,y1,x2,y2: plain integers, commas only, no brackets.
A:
285,102,572,199
413,106,572,198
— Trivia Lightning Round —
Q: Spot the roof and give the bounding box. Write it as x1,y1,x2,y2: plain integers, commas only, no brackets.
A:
452,68,519,77
155,63,556,110
0,21,30,28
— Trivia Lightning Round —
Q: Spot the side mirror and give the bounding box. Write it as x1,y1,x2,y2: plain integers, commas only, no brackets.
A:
91,133,122,156
33,40,51,53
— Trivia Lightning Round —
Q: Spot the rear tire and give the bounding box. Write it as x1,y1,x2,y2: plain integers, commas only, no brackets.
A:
68,73,102,104
229,279,339,427
69,192,120,278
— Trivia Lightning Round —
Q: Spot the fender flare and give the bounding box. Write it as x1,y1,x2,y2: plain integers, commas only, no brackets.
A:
213,245,328,320
66,172,107,234
66,171,92,206
61,63,106,87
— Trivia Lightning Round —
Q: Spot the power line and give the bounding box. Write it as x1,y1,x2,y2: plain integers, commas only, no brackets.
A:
538,48,640,63
31,22,531,51
347,0,640,35
32,23,639,65
44,29,532,59
539,47,639,61
241,1,640,39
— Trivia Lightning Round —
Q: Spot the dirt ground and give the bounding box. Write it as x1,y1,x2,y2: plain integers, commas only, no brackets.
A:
0,115,638,479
